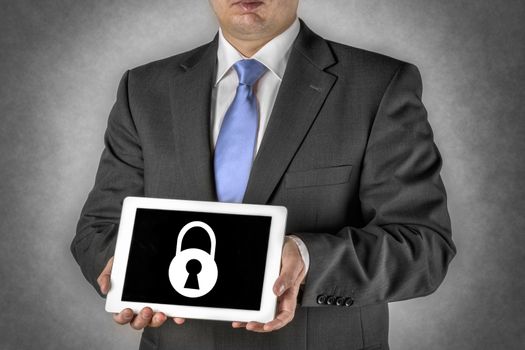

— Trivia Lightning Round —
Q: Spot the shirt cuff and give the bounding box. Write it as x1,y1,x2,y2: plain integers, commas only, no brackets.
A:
288,235,310,277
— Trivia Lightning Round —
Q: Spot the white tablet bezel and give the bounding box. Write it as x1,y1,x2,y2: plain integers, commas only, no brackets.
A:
105,196,287,323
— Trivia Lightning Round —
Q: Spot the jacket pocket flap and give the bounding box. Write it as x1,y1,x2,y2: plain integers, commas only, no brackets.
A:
285,165,353,188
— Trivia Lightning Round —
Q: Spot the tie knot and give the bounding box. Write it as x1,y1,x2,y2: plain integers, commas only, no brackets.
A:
233,59,267,86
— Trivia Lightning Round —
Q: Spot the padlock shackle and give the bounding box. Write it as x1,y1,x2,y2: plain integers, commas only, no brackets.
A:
175,221,216,258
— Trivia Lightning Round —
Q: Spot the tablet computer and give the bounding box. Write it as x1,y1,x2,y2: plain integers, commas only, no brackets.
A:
106,197,287,323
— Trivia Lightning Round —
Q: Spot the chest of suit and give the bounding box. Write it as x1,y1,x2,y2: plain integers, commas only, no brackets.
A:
125,50,391,236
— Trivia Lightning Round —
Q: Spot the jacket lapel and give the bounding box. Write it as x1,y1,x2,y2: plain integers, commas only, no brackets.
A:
169,37,218,201
243,22,337,204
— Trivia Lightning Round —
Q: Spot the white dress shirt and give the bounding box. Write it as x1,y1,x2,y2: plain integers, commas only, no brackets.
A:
211,18,310,275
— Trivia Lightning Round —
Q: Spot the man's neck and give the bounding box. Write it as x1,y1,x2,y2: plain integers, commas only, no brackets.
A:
220,19,297,57
220,33,273,57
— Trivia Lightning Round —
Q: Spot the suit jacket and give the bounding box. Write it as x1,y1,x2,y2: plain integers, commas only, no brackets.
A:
71,20,456,350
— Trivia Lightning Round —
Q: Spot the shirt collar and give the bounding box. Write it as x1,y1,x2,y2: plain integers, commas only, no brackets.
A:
215,17,300,85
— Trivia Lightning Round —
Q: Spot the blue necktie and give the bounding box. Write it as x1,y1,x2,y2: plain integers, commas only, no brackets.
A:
214,59,267,203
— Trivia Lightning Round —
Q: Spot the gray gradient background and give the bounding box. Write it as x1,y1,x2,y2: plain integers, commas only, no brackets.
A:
1,0,524,349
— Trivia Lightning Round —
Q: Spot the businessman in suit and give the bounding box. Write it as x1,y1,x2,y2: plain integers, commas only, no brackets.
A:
71,0,456,349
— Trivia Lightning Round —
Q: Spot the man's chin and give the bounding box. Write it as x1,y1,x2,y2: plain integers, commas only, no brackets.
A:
231,16,267,35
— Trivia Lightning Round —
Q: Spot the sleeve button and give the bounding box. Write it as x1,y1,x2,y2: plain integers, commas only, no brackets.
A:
336,297,345,306
326,295,336,305
344,297,354,307
316,294,327,304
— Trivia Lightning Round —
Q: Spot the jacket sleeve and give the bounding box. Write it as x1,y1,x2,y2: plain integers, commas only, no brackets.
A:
71,71,144,296
295,63,456,307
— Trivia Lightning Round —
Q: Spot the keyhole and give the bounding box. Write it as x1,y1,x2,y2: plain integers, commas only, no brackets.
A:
184,259,202,289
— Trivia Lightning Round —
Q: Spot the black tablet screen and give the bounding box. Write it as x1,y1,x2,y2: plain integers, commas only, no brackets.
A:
122,208,272,310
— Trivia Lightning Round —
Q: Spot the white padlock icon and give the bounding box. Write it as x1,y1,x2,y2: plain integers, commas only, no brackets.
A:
168,221,218,298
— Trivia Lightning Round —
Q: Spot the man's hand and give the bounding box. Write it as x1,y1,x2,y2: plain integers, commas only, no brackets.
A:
232,236,306,332
97,257,171,329
99,237,305,331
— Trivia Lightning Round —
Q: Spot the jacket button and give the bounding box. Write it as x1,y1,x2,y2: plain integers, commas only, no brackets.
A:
326,295,336,305
344,297,354,307
316,294,327,304
336,297,345,306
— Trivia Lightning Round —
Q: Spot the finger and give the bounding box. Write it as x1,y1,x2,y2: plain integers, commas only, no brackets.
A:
263,309,293,331
113,308,134,325
98,274,111,295
273,268,300,296
232,321,247,328
97,257,114,295
130,307,153,330
273,247,304,296
264,285,299,331
102,256,114,274
149,312,167,328
245,321,267,333
173,317,186,325
244,284,300,333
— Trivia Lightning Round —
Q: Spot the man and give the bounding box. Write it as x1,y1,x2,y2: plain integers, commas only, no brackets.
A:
71,0,456,349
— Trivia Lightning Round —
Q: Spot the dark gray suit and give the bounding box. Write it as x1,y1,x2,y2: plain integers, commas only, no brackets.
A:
72,21,455,350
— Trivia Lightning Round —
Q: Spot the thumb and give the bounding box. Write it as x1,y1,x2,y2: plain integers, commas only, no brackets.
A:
97,257,114,295
273,257,304,297
273,263,304,296
273,238,305,296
